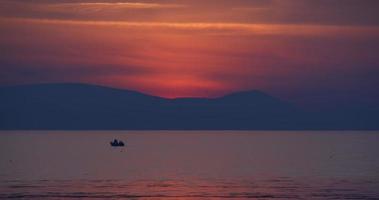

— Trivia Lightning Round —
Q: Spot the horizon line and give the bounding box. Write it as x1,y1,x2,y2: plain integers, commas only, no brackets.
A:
0,82,270,100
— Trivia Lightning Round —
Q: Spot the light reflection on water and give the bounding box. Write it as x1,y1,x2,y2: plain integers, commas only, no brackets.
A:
1,178,378,199
0,131,379,199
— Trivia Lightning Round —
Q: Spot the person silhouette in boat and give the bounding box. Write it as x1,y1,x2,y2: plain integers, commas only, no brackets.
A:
110,139,118,146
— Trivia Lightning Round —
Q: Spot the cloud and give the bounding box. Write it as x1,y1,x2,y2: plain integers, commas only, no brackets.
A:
1,0,379,25
2,17,379,38
57,2,185,9
0,0,187,22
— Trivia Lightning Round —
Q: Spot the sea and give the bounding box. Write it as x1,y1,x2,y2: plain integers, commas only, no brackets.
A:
0,131,378,199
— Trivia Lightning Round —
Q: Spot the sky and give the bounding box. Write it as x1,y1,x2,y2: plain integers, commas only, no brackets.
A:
1,0,379,108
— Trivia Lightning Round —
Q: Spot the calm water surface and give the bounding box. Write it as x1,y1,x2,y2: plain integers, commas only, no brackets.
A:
0,131,378,199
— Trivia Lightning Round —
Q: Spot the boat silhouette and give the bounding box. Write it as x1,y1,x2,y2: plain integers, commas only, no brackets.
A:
110,139,125,147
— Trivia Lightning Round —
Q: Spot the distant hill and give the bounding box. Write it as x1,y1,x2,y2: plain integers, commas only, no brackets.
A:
0,83,377,130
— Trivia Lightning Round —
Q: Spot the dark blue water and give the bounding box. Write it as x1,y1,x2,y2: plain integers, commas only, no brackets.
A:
1,131,378,199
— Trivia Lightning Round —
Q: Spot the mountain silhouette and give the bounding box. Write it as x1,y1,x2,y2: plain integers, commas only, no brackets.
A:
0,83,377,130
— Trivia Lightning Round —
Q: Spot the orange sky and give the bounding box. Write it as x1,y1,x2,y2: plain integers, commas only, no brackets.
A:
1,0,379,106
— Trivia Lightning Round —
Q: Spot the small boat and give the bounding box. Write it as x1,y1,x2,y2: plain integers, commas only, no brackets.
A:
110,139,125,147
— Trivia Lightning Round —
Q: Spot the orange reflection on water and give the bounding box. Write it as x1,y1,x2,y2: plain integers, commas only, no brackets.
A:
2,178,378,199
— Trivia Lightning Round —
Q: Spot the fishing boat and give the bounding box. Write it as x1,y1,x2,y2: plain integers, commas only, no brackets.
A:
110,139,125,147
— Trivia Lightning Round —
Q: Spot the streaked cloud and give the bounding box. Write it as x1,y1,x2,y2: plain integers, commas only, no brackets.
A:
1,0,379,25
3,17,379,37
0,0,188,22
0,0,185,9
61,2,184,8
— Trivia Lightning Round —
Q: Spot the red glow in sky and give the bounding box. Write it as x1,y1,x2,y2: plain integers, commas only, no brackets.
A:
1,0,379,106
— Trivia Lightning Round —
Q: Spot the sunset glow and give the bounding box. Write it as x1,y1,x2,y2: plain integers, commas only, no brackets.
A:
1,0,379,106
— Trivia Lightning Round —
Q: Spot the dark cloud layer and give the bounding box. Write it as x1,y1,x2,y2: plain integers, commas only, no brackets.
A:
1,0,379,25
